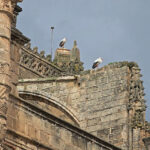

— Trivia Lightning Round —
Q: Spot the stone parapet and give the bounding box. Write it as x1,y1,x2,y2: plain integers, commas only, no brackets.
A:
19,45,63,79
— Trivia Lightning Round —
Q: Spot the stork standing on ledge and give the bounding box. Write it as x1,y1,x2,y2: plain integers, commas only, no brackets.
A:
59,37,67,48
92,57,103,69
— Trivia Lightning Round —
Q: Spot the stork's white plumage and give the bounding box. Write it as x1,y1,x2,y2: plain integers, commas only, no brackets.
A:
92,57,103,69
59,38,67,48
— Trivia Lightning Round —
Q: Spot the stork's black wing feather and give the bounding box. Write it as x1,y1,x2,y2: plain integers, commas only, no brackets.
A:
59,41,64,47
92,62,98,69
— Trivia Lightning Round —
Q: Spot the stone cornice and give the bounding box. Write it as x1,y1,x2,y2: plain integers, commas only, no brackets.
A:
18,76,76,83
11,27,30,45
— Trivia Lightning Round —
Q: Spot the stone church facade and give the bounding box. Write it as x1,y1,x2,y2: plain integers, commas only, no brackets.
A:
0,0,149,150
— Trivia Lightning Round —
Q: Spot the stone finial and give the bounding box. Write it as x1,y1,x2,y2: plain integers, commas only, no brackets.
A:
33,47,38,54
40,50,45,58
46,54,52,62
25,42,31,50
73,40,77,48
71,40,80,62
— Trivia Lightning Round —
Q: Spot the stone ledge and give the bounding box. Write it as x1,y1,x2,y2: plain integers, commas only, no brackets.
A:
6,129,53,150
18,76,77,83
80,61,139,76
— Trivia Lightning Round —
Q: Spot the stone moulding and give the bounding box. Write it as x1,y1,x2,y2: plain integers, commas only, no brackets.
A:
5,130,53,150
11,27,30,45
18,76,77,83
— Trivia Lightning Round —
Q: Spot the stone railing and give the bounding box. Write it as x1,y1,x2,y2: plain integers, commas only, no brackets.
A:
19,43,84,77
20,44,64,77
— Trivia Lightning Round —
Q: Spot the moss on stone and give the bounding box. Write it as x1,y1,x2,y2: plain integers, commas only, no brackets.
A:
108,61,139,69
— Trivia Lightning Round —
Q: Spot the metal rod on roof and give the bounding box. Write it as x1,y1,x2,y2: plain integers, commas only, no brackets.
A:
50,26,54,59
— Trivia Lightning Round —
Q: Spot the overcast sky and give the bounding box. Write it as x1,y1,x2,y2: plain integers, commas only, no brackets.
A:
17,0,150,121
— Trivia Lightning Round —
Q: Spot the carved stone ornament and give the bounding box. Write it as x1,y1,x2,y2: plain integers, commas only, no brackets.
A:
0,63,9,74
0,0,12,16
0,82,9,148
0,85,9,101
145,121,150,133
0,100,7,117
0,0,11,9
132,110,144,128
128,66,146,129
0,118,7,150
20,47,62,77
0,0,22,17
0,85,8,118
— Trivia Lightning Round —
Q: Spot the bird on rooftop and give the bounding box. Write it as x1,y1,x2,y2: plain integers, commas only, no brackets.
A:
59,38,67,48
92,57,103,69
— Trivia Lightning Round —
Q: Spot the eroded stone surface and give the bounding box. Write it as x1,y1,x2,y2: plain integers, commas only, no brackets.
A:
18,62,150,150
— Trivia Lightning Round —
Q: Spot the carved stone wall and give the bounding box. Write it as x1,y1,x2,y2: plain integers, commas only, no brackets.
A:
18,61,149,150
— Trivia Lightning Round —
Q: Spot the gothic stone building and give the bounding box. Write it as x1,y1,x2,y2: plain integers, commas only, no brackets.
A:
0,0,150,150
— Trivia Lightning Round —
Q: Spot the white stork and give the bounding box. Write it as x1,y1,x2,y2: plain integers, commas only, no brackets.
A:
59,38,67,48
92,57,103,69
